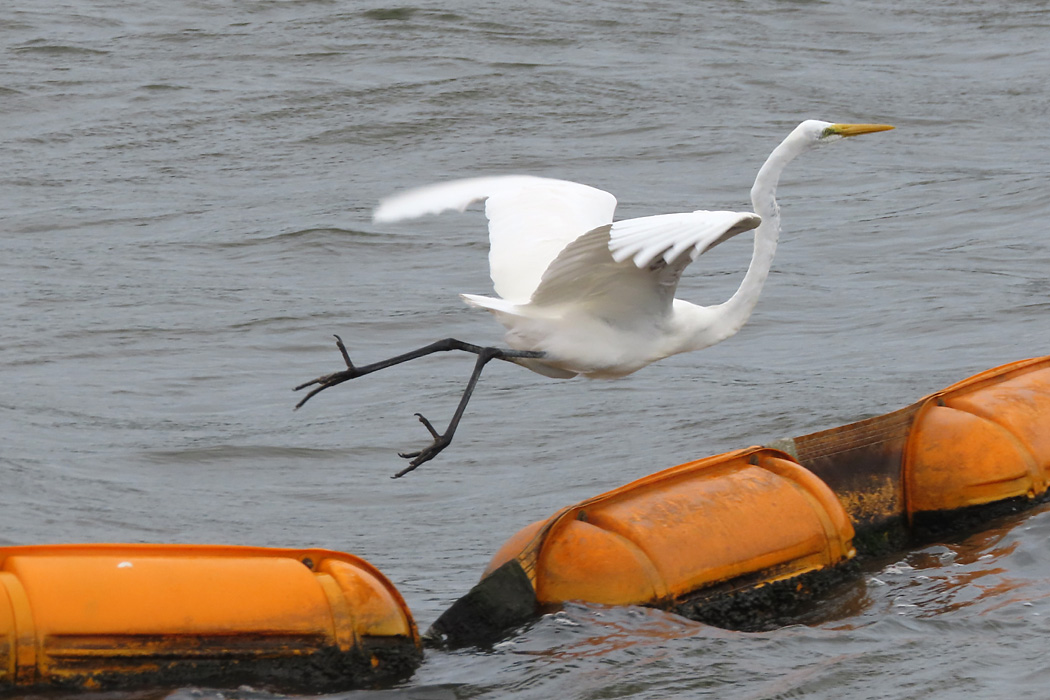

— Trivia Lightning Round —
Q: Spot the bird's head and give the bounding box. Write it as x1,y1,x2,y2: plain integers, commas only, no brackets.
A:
798,119,895,145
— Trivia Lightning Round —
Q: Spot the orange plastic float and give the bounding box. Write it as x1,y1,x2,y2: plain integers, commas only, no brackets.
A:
0,543,420,693
429,447,856,646
781,355,1050,535
904,356,1050,516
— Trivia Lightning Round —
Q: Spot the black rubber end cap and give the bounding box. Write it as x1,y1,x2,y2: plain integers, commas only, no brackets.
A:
424,559,538,649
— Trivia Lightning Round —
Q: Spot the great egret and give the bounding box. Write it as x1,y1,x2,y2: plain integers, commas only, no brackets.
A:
296,120,893,477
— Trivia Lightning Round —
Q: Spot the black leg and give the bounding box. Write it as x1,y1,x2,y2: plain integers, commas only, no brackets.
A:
295,336,544,476
393,346,499,478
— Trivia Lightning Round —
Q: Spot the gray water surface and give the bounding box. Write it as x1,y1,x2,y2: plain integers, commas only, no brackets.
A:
4,1,1050,698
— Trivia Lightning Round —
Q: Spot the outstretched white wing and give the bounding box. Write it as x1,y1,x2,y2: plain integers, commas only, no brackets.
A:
374,175,617,303
529,210,761,317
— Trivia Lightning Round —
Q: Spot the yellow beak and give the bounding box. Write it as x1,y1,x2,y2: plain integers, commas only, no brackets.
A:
829,123,896,137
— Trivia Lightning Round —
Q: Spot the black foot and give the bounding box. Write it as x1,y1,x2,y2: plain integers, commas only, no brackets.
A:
293,336,543,477
394,413,452,478
294,335,359,409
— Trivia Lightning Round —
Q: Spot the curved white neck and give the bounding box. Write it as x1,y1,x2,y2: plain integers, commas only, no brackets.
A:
708,131,810,339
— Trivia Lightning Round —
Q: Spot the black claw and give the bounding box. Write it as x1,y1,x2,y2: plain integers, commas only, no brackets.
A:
393,422,453,477
393,440,448,478
334,335,355,370
293,378,320,392
414,412,442,439
293,336,363,409
293,368,358,409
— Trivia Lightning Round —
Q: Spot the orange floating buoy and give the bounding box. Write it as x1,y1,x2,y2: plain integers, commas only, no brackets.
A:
904,356,1050,517
0,543,421,693
774,355,1050,547
429,447,855,646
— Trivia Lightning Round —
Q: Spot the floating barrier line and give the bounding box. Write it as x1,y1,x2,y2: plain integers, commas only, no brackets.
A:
5,356,1048,688
430,355,1050,647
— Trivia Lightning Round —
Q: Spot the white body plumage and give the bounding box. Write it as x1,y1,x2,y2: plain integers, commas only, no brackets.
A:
373,121,893,381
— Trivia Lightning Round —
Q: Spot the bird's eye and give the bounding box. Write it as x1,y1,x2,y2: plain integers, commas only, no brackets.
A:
820,126,838,139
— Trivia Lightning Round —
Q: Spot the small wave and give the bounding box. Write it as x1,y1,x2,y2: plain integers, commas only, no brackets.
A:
197,228,381,252
363,7,420,21
361,7,464,23
13,43,109,56
140,445,349,464
270,226,379,241
140,83,190,91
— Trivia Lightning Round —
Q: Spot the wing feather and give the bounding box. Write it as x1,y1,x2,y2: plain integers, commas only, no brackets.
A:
373,175,617,303
609,210,761,267
530,210,761,318
373,175,540,223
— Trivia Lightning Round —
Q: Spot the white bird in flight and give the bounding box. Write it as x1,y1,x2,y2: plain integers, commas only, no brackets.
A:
296,119,894,477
